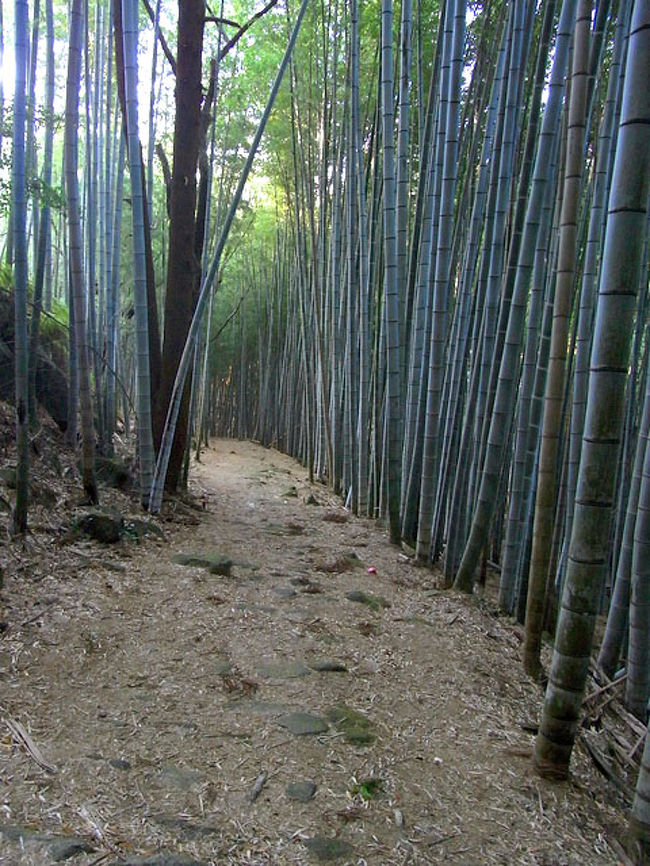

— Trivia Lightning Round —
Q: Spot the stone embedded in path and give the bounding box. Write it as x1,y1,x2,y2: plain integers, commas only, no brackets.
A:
326,705,375,746
345,589,390,611
265,522,295,536
286,780,317,802
304,837,354,861
158,764,203,790
277,712,329,736
49,837,97,861
309,660,348,672
316,553,364,573
108,758,131,771
0,826,96,861
214,658,233,675
273,586,297,598
257,660,311,679
172,552,233,576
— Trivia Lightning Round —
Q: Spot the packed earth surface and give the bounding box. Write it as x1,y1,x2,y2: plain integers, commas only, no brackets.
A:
0,429,635,865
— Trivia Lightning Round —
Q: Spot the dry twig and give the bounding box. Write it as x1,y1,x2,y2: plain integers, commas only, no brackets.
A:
4,717,56,773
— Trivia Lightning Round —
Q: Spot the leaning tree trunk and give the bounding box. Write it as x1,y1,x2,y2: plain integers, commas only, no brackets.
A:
534,0,650,782
65,0,98,503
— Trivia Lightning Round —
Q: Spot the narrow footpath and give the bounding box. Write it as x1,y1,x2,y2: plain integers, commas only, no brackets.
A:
0,440,627,864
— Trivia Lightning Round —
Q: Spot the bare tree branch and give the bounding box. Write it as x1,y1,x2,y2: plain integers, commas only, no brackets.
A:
141,0,176,74
217,0,280,60
205,16,241,28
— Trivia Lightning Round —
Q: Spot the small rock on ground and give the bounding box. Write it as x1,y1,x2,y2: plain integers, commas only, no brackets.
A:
304,836,354,861
309,660,348,672
277,712,329,736
158,764,203,790
273,586,297,598
172,552,232,576
49,837,97,861
0,826,96,862
317,553,364,573
286,780,317,802
345,589,390,611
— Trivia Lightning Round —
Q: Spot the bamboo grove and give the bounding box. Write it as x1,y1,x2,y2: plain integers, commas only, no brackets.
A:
2,0,650,854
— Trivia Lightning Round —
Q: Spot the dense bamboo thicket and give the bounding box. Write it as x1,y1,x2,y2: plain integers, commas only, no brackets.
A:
204,0,650,820
2,0,650,849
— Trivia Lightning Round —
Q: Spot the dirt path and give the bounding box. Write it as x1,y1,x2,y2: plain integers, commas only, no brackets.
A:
0,440,627,864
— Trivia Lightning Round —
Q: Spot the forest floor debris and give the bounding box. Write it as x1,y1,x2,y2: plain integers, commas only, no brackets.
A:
0,428,636,864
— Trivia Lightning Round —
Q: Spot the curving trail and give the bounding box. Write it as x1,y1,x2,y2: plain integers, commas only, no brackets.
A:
0,440,623,864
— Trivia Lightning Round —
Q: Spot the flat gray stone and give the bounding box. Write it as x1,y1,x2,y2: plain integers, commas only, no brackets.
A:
0,827,95,862
304,837,354,861
286,780,317,802
277,712,328,736
273,586,297,598
345,590,390,611
49,837,96,861
158,765,202,790
257,660,311,679
172,552,233,576
108,758,131,770
309,660,347,672
214,658,233,675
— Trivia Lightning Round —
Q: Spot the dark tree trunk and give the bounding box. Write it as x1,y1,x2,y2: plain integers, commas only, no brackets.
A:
153,0,205,491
